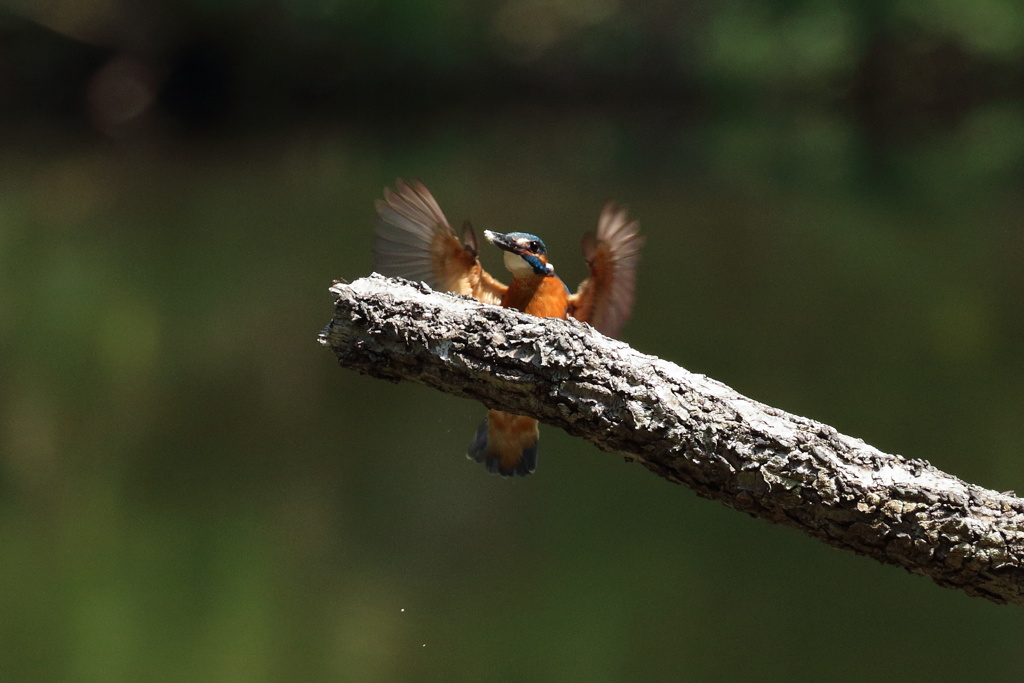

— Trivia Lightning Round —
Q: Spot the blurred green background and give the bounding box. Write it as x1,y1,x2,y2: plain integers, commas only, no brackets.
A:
2,0,1024,681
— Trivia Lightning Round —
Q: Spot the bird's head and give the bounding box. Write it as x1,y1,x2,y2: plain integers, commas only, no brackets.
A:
483,230,555,278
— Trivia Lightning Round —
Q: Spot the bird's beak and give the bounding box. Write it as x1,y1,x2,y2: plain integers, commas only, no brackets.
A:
483,230,522,254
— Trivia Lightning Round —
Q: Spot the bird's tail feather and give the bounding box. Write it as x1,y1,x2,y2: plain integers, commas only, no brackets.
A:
467,410,539,477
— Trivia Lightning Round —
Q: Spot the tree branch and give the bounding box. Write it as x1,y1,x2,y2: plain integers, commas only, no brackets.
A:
319,274,1024,607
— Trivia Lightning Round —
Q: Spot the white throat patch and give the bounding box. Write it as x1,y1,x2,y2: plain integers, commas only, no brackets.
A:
503,250,537,277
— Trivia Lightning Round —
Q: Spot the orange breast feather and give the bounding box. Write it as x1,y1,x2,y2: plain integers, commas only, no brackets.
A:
502,276,570,319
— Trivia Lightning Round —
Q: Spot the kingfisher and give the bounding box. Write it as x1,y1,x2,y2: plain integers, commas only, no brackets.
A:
372,179,643,477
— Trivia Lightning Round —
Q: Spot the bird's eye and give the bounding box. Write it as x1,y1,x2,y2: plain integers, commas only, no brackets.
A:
529,241,540,252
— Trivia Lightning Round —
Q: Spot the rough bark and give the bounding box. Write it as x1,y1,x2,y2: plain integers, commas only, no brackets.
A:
319,274,1024,607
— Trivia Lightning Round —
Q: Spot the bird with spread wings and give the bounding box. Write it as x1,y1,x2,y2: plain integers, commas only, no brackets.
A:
372,179,644,476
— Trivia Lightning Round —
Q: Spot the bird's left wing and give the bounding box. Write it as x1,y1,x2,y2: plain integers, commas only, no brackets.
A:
568,202,644,338
373,179,506,304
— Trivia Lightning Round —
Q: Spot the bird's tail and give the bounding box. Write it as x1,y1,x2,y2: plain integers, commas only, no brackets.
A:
467,410,539,477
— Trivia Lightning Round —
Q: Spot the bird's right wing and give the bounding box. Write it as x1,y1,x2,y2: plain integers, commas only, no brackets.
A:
567,202,644,338
373,179,506,304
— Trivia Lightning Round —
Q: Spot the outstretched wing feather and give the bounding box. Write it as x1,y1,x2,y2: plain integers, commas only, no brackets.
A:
372,179,506,304
568,202,644,338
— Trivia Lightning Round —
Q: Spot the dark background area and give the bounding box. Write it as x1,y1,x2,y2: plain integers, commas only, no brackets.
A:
1,1,1023,680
